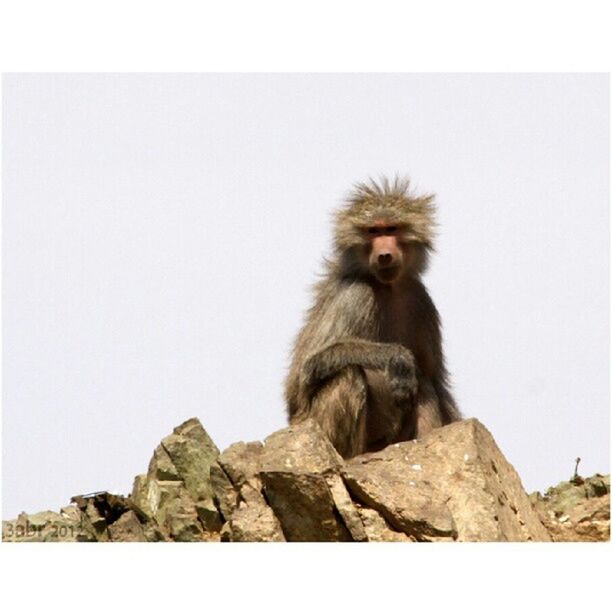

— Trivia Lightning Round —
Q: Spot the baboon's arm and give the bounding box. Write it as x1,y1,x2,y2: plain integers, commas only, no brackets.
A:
302,339,417,399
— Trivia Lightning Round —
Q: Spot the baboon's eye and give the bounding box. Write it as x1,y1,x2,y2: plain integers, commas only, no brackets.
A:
367,227,380,235
386,226,398,234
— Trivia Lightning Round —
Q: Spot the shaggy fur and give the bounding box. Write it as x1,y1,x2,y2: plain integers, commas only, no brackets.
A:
286,176,460,458
334,176,436,250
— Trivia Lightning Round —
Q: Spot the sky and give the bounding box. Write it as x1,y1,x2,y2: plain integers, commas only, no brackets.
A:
2,73,609,519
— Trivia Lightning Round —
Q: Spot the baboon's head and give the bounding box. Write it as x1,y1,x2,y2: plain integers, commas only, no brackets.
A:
334,176,436,283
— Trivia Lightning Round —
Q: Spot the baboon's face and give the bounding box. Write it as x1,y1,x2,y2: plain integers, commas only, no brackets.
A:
366,221,406,284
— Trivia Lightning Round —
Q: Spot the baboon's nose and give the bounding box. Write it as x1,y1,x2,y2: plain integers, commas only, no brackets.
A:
378,253,393,266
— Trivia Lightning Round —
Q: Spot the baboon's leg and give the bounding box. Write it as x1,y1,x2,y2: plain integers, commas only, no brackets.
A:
307,365,368,459
413,382,443,438
395,378,443,442
433,380,461,424
364,369,405,453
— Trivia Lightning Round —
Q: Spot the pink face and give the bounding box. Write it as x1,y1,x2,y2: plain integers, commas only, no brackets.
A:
366,221,405,284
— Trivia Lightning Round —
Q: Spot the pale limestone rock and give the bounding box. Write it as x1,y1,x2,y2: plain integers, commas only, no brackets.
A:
227,483,285,542
325,473,368,542
357,507,414,542
261,471,351,541
343,419,551,542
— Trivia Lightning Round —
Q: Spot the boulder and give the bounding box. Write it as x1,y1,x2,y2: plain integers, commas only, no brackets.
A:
130,417,223,541
342,419,551,541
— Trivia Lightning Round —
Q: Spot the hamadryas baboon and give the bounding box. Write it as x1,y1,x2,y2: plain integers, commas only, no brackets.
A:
285,176,460,458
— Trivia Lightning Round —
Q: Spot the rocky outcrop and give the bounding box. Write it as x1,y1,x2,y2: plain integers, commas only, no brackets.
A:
131,417,222,540
3,417,608,542
342,419,551,541
530,474,610,542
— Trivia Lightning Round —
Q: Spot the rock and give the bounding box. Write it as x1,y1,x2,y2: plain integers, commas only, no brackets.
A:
6,414,604,543
531,474,610,542
82,501,110,540
131,474,153,520
130,417,223,539
107,510,147,542
343,455,457,540
217,421,350,541
195,499,224,533
160,418,220,503
148,445,181,482
214,440,274,540
325,473,368,542
260,421,343,473
148,480,205,542
210,462,240,521
261,471,351,541
217,441,264,488
342,419,551,541
70,491,139,542
257,422,350,541
357,507,414,542
227,483,285,542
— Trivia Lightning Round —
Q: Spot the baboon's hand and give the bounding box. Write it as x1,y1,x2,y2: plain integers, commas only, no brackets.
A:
385,347,418,405
301,340,418,398
302,353,331,389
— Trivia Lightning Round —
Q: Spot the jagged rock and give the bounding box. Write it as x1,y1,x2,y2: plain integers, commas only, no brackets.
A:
216,421,350,541
131,474,154,521
4,415,606,543
227,482,285,542
325,473,368,542
195,500,224,533
260,421,343,473
342,419,551,541
261,471,351,541
210,462,240,521
148,445,181,482
357,506,414,542
137,477,222,541
149,481,204,541
160,418,219,503
530,474,610,542
217,441,264,487
130,417,223,540
107,510,147,542
82,501,110,541
257,422,350,541
214,440,271,540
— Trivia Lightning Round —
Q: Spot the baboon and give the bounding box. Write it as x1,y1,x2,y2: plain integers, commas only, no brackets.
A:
285,176,460,459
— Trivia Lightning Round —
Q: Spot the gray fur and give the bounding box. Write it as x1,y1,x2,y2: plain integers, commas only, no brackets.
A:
285,177,461,458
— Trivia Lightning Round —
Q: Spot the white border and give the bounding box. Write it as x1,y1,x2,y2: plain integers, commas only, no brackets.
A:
1,1,610,609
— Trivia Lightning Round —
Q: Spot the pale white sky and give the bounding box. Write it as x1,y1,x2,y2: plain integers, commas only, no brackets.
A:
2,73,609,519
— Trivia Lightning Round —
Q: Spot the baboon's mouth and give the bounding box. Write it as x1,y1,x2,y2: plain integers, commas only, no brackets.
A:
376,266,401,283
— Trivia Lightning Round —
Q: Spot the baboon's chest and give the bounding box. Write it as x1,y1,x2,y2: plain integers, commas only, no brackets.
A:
375,288,420,350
